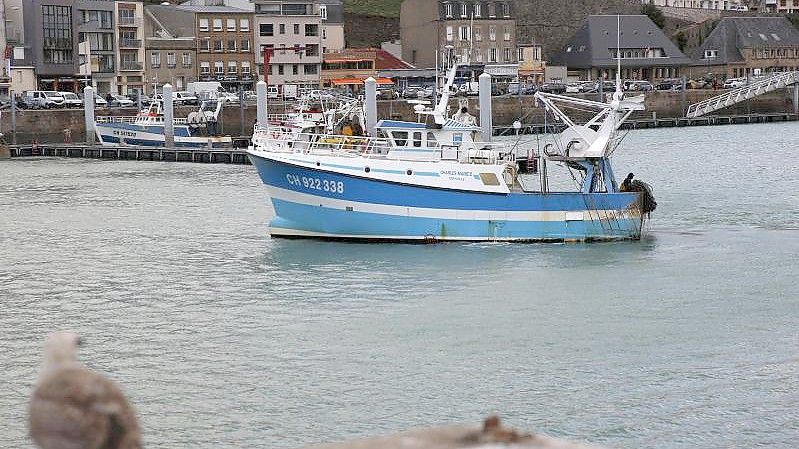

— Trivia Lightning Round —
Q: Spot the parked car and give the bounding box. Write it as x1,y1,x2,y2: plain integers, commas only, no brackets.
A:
217,91,240,104
59,91,83,108
723,77,746,89
94,94,108,107
540,82,567,94
126,92,151,105
109,94,134,107
377,88,400,100
565,82,582,93
657,78,680,90
522,84,538,95
173,91,199,105
627,80,654,91
19,91,65,109
402,86,424,98
267,86,279,99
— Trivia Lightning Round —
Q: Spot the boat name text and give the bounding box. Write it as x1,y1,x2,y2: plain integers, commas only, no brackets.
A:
286,173,344,194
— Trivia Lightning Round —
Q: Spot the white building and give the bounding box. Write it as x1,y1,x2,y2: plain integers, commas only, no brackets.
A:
251,0,325,88
641,0,747,9
115,1,146,95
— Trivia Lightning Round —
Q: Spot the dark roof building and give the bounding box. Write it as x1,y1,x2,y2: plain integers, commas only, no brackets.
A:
550,15,691,82
689,17,799,79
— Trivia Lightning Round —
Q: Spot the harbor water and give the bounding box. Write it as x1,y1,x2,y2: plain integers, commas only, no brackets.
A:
1,122,798,448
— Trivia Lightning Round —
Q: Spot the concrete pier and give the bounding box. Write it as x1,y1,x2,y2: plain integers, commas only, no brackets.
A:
8,143,252,164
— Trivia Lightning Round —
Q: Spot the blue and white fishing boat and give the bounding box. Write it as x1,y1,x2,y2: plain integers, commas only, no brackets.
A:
247,57,655,242
95,99,232,148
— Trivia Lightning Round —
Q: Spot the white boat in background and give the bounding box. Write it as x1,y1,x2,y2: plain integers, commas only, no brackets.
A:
95,99,232,148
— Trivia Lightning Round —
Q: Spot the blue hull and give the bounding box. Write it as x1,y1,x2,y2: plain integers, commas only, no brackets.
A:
249,153,644,242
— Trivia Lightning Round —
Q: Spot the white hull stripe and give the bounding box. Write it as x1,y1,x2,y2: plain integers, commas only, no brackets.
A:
267,186,641,222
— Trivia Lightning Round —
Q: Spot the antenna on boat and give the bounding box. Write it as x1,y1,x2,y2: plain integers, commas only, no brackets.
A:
615,14,622,95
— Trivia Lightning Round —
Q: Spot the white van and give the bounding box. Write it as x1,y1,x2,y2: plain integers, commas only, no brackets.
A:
267,86,279,99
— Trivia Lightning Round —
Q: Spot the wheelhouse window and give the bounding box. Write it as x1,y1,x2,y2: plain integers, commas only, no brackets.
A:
392,131,408,146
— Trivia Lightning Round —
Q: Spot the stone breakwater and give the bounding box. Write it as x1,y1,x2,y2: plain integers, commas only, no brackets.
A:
2,90,796,144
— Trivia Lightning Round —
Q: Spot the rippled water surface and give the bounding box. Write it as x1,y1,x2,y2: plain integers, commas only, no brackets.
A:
2,122,798,449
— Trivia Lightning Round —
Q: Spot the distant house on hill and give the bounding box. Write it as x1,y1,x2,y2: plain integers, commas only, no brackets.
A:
550,15,691,82
689,17,799,79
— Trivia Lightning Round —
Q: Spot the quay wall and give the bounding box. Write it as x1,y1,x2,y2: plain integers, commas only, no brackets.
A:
1,90,795,144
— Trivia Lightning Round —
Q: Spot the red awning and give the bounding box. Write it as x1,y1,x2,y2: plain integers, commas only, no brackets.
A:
330,77,394,86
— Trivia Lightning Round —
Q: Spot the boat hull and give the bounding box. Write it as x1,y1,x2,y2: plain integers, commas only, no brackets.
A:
249,152,644,242
95,122,232,148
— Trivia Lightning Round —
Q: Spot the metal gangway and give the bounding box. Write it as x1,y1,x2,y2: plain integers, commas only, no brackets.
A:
686,71,799,118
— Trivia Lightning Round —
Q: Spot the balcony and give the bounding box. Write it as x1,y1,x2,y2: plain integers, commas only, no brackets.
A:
120,61,143,71
117,16,141,27
119,39,141,48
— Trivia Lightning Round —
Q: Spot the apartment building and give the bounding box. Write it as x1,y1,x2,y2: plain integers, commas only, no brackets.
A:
517,43,545,84
763,0,799,13
115,1,146,95
400,0,518,68
320,0,345,53
179,2,256,91
144,5,198,92
252,0,324,88
77,0,117,94
640,0,748,9
21,0,80,91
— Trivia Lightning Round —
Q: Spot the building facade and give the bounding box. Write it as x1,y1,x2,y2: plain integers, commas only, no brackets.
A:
252,0,328,87
690,17,799,78
77,0,117,94
321,47,410,88
179,3,256,91
517,43,545,84
550,15,692,82
144,5,198,92
115,1,146,95
640,0,747,9
320,0,345,53
762,0,799,13
401,0,517,68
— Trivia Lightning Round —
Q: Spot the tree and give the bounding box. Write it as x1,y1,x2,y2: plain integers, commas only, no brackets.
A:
641,4,666,30
675,31,687,51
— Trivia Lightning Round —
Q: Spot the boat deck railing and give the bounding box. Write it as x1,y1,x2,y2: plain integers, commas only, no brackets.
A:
251,127,513,164
96,116,189,125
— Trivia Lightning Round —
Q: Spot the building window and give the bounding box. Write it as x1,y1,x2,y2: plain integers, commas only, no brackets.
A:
227,18,236,31
215,62,224,74
42,5,73,64
200,62,210,74
81,10,112,29
279,23,285,34
228,39,236,51
502,2,510,17
213,19,223,32
412,49,417,64
305,44,319,57
322,28,327,39
150,52,160,68
260,24,274,37
240,19,249,32
200,39,210,51
304,63,318,75
200,18,209,31
488,3,496,17
118,7,135,25
241,39,250,51
278,64,284,75
79,32,113,51
182,52,192,67
474,26,481,41
459,26,469,41
214,40,223,52
504,26,511,41
489,26,496,41
445,3,453,17
292,64,299,75
294,23,300,34
446,26,453,42
489,47,497,62
320,4,328,20
242,61,251,74
167,52,176,67
305,24,319,37
503,47,511,62
518,47,524,61
704,49,718,58
228,61,237,74
473,3,481,17
460,3,467,17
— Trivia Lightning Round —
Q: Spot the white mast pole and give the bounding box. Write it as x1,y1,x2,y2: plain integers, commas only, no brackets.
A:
616,15,622,93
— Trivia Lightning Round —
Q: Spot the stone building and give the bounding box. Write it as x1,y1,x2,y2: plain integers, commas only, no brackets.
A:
400,0,517,68
517,43,545,84
178,2,256,92
144,5,198,92
550,15,691,82
690,17,799,79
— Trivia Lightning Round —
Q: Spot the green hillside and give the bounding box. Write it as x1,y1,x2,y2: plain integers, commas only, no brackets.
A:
344,0,403,18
